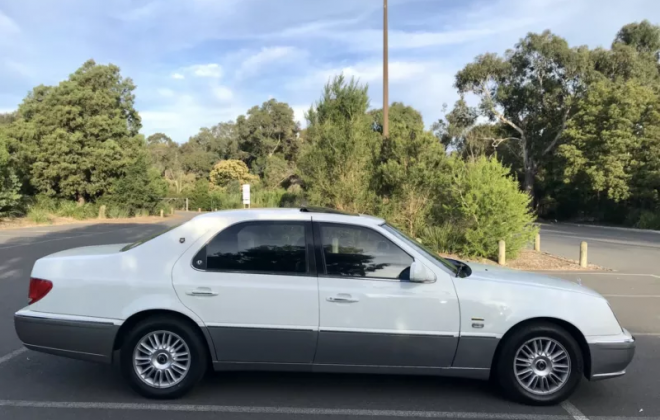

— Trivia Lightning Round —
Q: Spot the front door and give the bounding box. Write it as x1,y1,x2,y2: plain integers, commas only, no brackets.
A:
173,219,318,364
313,221,460,368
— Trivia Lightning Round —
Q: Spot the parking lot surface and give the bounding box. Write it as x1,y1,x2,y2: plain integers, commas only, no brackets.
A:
1,216,659,420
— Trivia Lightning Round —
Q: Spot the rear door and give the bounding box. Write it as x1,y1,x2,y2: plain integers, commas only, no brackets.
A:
172,219,319,365
313,221,460,368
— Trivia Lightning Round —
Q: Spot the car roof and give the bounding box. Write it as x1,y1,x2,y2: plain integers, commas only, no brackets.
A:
191,207,385,228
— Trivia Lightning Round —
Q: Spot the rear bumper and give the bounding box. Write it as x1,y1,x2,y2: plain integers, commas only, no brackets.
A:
588,329,635,381
14,312,119,364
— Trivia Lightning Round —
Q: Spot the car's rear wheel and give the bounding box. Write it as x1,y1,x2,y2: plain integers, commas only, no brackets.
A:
120,316,208,399
495,322,583,405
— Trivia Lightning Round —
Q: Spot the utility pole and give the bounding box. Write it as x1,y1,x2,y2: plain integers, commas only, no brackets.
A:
383,0,389,138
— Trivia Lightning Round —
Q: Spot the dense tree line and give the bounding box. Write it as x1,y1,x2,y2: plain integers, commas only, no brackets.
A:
439,20,660,228
0,20,658,258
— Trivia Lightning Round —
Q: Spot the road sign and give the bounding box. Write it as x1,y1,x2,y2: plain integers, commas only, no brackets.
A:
242,184,250,206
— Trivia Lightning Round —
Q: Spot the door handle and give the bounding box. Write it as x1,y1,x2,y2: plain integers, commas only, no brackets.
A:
187,288,218,296
327,294,359,303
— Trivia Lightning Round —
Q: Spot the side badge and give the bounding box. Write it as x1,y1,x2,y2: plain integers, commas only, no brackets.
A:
179,238,185,244
471,317,485,329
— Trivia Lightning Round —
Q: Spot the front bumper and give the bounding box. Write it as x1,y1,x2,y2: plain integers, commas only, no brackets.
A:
588,329,635,380
14,312,119,364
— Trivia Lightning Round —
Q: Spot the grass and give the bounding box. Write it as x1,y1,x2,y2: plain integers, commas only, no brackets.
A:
27,208,52,224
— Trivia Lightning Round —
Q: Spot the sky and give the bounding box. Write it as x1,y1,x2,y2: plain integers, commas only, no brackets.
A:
0,0,659,143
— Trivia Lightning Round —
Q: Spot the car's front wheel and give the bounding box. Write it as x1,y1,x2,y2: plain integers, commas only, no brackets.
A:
495,322,584,405
120,316,208,399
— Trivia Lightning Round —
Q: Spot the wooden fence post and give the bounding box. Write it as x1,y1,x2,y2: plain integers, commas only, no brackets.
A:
498,240,506,266
580,241,588,268
534,233,541,252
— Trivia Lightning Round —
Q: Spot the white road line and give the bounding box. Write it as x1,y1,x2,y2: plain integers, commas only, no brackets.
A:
561,401,589,420
603,294,660,298
540,231,660,248
0,400,567,419
0,348,27,366
0,400,658,420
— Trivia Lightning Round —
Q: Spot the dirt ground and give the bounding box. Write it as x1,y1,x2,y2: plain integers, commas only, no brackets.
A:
0,214,179,230
440,248,605,271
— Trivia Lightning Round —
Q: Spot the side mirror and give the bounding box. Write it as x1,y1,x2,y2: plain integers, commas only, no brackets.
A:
409,261,436,283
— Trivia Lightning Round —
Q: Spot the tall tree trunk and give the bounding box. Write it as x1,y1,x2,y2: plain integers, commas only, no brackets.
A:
522,166,535,196
521,137,537,207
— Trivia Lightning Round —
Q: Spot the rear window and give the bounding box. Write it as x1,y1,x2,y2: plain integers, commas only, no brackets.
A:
120,223,183,252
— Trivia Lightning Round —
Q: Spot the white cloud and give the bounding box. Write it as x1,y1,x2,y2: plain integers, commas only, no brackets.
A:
171,73,185,80
293,60,431,92
188,63,222,78
0,11,20,34
212,85,233,101
140,94,244,143
239,46,300,77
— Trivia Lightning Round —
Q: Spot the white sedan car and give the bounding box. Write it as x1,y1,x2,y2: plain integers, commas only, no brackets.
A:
14,207,634,404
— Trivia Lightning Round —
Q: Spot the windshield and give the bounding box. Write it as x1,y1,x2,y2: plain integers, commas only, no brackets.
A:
382,223,459,276
120,223,183,252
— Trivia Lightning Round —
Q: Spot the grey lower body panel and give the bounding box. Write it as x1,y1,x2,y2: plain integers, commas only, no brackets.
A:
314,330,458,367
212,362,489,380
452,336,500,369
14,315,118,364
208,326,317,363
588,339,635,380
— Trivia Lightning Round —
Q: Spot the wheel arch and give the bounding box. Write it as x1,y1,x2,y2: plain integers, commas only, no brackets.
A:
490,317,591,379
112,309,216,364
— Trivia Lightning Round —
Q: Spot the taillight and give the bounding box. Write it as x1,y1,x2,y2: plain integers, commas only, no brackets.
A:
28,278,53,304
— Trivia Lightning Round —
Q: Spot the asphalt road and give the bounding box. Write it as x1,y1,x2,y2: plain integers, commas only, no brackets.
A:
539,223,660,275
0,215,659,420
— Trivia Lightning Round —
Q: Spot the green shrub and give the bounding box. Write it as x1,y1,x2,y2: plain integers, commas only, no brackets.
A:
431,156,538,259
33,195,59,213
634,210,660,230
153,201,170,216
107,205,130,219
252,189,285,208
27,208,52,224
210,189,241,210
279,190,305,208
420,224,465,255
106,156,167,215
0,135,22,218
54,201,99,220
55,201,78,218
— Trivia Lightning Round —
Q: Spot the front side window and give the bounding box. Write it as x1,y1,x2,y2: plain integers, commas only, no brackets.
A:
318,223,412,280
382,223,459,276
195,221,309,274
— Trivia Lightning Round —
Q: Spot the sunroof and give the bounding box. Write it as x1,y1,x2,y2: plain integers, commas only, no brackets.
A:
299,206,357,215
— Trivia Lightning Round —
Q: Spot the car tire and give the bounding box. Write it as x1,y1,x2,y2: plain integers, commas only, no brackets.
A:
495,322,584,406
120,315,208,399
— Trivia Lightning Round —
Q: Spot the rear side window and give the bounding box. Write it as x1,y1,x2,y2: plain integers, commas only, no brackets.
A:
317,223,413,280
194,221,309,274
